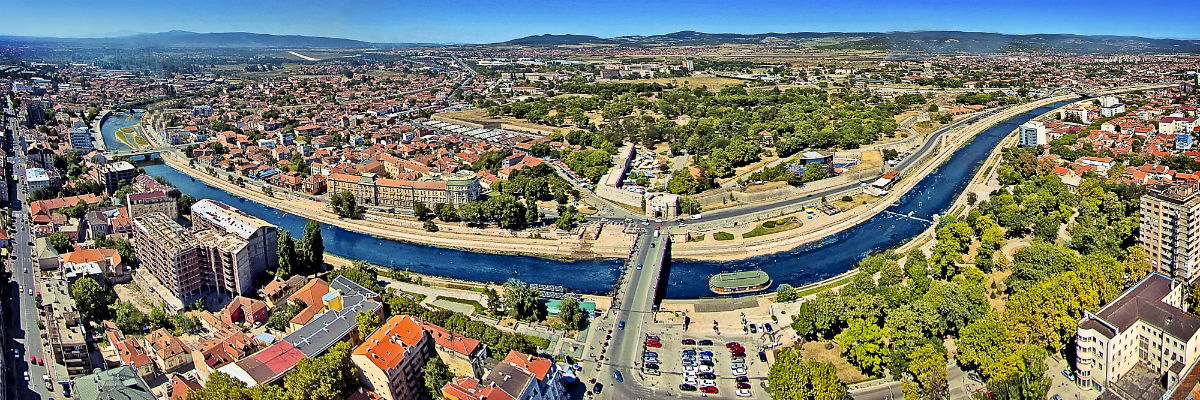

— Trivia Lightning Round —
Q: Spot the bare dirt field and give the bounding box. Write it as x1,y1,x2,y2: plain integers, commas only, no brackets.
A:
617,76,747,90
436,109,560,134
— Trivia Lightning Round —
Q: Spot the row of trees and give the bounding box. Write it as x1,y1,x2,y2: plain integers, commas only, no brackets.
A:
276,220,326,278
186,341,358,400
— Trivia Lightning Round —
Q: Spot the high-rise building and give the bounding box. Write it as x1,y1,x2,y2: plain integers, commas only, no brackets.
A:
190,199,279,295
100,161,137,194
132,213,205,309
1140,183,1200,280
25,100,45,127
69,120,93,150
1018,121,1048,147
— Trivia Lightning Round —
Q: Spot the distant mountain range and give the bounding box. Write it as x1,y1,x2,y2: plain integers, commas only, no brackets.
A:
0,30,435,49
497,30,1200,54
2,29,1197,54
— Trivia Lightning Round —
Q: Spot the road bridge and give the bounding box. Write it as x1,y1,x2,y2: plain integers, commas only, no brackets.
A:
595,229,671,399
105,144,188,160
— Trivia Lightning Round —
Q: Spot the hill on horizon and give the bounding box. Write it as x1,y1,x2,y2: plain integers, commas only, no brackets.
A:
495,30,1200,54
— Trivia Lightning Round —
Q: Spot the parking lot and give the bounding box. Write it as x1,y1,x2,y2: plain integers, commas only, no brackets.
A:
631,316,775,398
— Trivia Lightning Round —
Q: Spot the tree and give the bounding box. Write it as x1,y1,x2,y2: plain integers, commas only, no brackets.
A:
262,185,274,197
330,191,360,218
268,300,305,332
801,165,827,183
836,318,890,376
423,220,439,232
70,277,115,323
775,284,799,302
277,231,298,278
186,372,253,400
283,340,358,400
558,297,588,331
422,357,455,399
483,287,502,315
300,220,325,275
903,344,947,400
48,231,73,254
957,313,1024,382
767,347,850,400
177,194,198,215
356,310,383,338
503,280,546,322
413,201,432,221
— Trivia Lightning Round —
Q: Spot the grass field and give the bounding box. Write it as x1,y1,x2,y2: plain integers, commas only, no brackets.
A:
742,218,801,239
616,76,748,90
435,296,485,315
436,109,560,135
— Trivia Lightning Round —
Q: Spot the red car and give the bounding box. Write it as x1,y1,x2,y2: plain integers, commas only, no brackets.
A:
737,382,752,389
681,339,696,345
726,342,741,349
646,340,662,348
29,355,34,363
701,386,719,394
732,351,747,358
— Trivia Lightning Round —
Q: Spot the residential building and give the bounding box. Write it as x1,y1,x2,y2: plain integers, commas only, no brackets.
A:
106,326,159,381
61,247,127,283
258,275,307,308
421,320,487,378
190,199,279,296
1064,106,1090,123
73,366,155,400
100,161,137,194
40,278,92,376
145,328,194,373
477,351,566,400
25,167,53,190
352,315,435,400
1076,273,1200,392
1019,121,1048,147
25,100,45,127
132,213,205,309
441,376,515,400
70,120,93,150
1140,183,1200,280
327,171,481,210
220,276,383,387
126,190,178,220
223,296,270,326
168,374,204,400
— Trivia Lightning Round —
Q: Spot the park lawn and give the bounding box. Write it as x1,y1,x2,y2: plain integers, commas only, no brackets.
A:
133,134,150,146
436,109,561,134
438,296,485,315
618,76,747,90
742,218,801,239
832,193,876,212
798,341,872,383
794,273,860,298
714,232,735,241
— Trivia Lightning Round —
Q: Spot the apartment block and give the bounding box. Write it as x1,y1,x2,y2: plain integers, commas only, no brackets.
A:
1019,121,1048,147
132,213,205,308
1140,183,1200,280
40,278,92,377
126,190,178,220
1076,273,1200,392
190,199,278,295
100,161,137,194
327,171,481,210
352,315,435,400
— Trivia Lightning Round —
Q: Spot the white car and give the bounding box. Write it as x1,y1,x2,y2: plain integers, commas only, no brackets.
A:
732,366,747,376
699,365,714,374
736,389,752,397
699,379,716,387
682,365,697,374
683,375,697,385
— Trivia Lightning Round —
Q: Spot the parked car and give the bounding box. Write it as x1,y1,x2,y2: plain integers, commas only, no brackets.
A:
644,363,659,370
613,370,623,382
700,351,714,357
618,321,625,330
735,376,749,383
646,340,662,348
731,357,745,364
726,342,742,349
1062,369,1075,380
758,351,768,362
764,323,774,333
699,365,714,374
681,338,696,345
700,379,717,388
732,366,747,376
698,339,714,346
593,383,603,394
683,349,697,357
682,365,697,374
736,389,752,397
701,386,719,394
698,372,716,380
679,384,697,392
749,324,757,333
644,351,657,358
737,382,751,389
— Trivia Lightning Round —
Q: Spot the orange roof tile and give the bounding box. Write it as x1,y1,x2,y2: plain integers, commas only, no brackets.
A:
353,315,427,372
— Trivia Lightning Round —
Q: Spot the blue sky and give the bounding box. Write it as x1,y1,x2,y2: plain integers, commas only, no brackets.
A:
4,0,1198,43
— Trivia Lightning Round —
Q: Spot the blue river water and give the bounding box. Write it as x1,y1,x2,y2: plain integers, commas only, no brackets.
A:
99,111,140,151
661,100,1071,298
115,101,1068,298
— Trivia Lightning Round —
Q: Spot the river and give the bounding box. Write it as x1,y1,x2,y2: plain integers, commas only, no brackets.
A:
110,101,1066,298
99,111,140,151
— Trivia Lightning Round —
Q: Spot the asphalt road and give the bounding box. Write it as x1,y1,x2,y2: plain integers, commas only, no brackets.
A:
601,231,669,399
4,119,55,399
